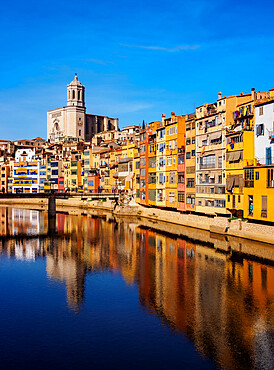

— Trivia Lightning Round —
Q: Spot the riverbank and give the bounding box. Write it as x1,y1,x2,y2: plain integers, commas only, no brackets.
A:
1,197,274,245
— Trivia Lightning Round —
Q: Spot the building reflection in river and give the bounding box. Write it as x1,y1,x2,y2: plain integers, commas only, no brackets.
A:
0,208,273,368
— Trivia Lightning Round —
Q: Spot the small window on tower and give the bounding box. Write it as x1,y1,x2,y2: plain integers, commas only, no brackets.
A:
79,129,81,136
72,90,75,99
78,90,80,100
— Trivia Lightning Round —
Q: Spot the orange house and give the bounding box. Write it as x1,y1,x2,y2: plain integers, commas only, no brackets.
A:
87,170,100,193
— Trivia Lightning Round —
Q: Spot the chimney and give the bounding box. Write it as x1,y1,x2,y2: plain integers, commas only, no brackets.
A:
218,91,222,100
251,88,256,101
162,114,165,126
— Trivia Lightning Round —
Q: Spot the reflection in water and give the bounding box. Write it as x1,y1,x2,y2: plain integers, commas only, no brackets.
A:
0,206,273,368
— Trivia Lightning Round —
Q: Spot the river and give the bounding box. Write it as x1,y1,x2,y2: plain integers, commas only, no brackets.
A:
0,206,273,369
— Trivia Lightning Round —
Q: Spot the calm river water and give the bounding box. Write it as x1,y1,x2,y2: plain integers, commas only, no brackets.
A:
0,206,273,369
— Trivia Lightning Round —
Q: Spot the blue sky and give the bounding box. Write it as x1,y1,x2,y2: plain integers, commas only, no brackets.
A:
1,0,274,140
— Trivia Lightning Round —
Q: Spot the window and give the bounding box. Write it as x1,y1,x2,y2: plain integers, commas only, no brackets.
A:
159,156,165,167
72,90,75,99
167,156,172,166
192,137,195,144
256,124,264,136
261,196,267,218
140,168,145,177
248,195,253,216
178,155,184,164
78,90,80,100
148,173,156,184
244,169,254,188
178,173,184,183
218,156,222,168
215,199,225,208
159,173,164,185
187,178,195,188
135,161,140,169
140,157,146,166
186,138,191,145
148,157,156,168
169,172,176,184
148,189,156,201
140,145,145,153
158,129,165,139
200,154,215,169
186,152,191,159
267,168,274,187
256,171,259,180
266,147,272,165
228,194,230,202
178,192,184,202
259,106,264,115
141,192,146,201
168,192,176,203
157,189,163,201
140,180,146,188
186,195,195,204
191,150,195,156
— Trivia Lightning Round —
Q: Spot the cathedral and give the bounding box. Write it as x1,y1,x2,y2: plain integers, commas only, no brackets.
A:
47,75,119,142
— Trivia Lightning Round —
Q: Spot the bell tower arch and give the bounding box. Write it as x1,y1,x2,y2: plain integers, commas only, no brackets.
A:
67,73,85,108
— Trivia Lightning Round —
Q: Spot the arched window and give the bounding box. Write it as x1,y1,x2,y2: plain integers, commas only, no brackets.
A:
68,90,70,99
78,90,80,100
72,90,75,99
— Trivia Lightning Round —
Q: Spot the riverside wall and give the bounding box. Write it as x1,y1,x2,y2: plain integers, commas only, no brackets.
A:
1,197,274,245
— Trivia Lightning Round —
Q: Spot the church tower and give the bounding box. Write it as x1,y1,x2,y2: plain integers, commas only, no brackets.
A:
67,74,85,108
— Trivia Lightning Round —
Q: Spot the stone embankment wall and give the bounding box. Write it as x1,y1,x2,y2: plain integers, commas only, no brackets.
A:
1,197,274,245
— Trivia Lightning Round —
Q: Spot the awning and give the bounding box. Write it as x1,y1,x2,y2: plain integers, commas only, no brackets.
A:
210,132,222,142
228,151,242,162
227,176,234,191
119,157,132,163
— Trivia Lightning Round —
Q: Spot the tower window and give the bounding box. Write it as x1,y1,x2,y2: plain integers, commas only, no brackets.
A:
72,90,75,99
79,129,81,136
78,90,80,100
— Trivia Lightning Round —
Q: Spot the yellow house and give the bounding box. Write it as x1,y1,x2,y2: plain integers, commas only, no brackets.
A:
226,90,269,218
243,164,274,222
0,163,10,193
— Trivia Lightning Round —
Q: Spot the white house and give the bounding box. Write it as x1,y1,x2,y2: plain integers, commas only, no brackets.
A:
254,94,274,165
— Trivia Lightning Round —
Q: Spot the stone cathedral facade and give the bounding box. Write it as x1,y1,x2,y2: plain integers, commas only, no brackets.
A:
47,75,119,143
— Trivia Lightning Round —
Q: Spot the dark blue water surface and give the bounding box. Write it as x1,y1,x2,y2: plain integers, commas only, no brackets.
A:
0,207,273,369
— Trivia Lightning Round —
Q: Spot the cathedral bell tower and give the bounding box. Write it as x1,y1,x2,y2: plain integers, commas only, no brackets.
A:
67,73,85,107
